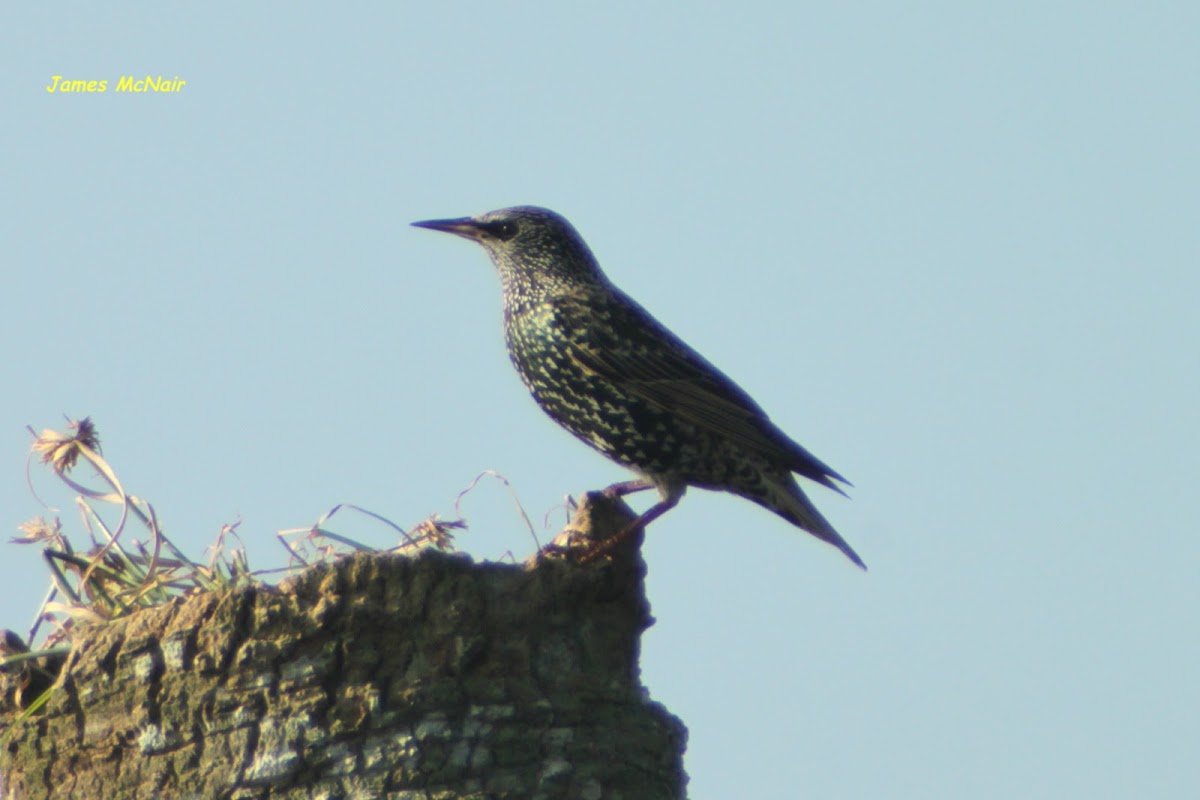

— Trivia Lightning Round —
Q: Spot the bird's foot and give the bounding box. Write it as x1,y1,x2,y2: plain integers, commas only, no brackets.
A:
579,491,681,563
577,520,644,564
524,490,644,566
536,537,579,560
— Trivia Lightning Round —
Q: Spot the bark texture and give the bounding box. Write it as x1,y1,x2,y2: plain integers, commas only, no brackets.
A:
0,493,688,799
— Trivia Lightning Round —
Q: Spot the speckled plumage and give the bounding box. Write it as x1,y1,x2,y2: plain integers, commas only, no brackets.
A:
413,206,863,568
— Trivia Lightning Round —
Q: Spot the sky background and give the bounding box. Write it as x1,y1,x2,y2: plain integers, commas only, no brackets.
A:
4,3,1198,797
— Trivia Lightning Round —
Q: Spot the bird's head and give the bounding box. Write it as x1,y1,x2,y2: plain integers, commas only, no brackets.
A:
412,206,607,294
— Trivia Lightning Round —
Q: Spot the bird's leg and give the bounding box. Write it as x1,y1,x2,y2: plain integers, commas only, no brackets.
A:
579,490,682,564
537,480,659,560
603,478,656,498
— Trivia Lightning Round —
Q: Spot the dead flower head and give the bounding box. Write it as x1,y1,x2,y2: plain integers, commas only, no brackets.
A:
31,417,101,473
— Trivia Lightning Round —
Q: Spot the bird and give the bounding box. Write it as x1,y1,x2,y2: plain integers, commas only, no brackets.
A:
412,206,864,568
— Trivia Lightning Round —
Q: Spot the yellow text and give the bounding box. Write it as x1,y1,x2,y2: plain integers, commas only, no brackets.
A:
115,75,187,93
46,76,108,93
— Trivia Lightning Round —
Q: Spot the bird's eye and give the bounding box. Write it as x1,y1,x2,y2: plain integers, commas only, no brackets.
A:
479,220,518,241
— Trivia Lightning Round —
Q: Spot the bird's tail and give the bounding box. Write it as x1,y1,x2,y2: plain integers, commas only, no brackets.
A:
754,475,866,570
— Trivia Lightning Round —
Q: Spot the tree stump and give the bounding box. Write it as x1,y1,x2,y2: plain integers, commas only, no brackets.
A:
0,492,688,799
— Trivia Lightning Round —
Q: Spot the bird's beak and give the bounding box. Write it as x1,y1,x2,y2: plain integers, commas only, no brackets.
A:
411,217,485,241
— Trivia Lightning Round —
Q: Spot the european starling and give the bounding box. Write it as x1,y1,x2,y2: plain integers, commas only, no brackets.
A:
412,206,864,568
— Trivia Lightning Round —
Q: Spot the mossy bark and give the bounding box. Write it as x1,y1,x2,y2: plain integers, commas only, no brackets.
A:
0,493,687,799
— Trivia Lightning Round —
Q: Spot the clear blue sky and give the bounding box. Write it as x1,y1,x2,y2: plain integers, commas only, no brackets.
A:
4,4,1198,797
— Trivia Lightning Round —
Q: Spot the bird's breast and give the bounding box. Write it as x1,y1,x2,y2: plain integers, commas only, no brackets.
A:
501,302,708,478
503,303,575,394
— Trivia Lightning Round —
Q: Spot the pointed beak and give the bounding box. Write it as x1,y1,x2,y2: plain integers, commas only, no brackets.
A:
411,216,485,241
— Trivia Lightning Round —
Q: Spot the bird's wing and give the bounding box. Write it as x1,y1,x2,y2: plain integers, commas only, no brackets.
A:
557,294,849,493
